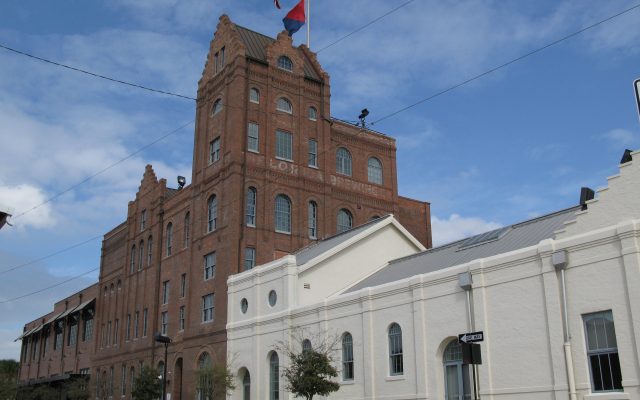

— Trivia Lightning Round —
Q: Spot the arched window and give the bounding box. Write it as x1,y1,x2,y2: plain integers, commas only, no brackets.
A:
443,340,471,399
336,148,352,176
249,88,260,103
302,339,312,353
269,352,279,400
184,212,190,248
243,371,251,400
130,245,136,273
337,209,353,233
147,236,153,266
342,332,354,381
246,188,257,227
276,98,292,114
138,240,144,270
166,223,173,256
277,56,293,71
211,99,223,115
274,195,291,233
207,195,217,232
367,157,383,184
308,106,317,121
308,201,317,239
388,323,403,376
197,353,213,400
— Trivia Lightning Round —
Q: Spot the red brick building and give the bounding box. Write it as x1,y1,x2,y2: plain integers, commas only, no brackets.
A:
18,15,431,400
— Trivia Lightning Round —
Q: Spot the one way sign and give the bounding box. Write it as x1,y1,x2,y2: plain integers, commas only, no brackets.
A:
458,331,484,344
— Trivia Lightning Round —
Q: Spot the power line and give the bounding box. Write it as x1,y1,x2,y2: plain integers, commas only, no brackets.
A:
0,43,197,101
0,235,103,276
0,267,99,304
316,0,416,53
11,119,194,222
371,2,640,125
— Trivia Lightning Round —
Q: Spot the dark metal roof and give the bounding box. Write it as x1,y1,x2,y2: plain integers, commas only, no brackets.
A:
234,25,321,81
294,215,394,266
346,206,580,293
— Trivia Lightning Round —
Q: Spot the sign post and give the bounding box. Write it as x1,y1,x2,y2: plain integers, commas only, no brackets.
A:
459,332,484,400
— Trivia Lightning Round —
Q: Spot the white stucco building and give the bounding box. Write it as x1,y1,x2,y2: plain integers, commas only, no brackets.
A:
227,150,640,400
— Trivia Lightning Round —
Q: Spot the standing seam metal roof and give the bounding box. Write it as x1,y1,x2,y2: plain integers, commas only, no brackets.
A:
346,206,580,293
234,25,321,81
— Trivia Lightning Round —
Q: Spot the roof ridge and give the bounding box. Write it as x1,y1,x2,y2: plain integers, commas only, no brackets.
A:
233,23,276,42
294,215,393,256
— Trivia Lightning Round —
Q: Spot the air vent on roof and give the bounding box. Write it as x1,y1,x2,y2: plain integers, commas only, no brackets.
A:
458,226,510,250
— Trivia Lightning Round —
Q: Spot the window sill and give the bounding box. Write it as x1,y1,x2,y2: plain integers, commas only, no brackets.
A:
275,156,293,163
336,172,353,177
584,393,629,400
308,164,319,169
340,379,355,385
248,149,259,154
275,230,291,235
385,374,405,381
246,224,256,228
201,320,214,325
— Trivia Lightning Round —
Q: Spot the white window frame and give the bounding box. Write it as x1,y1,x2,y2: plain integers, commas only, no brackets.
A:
583,310,623,392
249,87,260,103
248,123,259,153
162,281,169,304
337,209,353,233
244,247,256,271
209,137,221,164
246,187,257,227
277,56,293,71
336,147,352,176
308,139,317,167
388,323,403,376
211,99,223,115
207,195,217,232
160,312,168,335
274,195,292,234
308,201,317,239
275,130,293,161
308,106,317,121
204,252,216,281
202,294,214,323
276,98,293,114
368,157,383,185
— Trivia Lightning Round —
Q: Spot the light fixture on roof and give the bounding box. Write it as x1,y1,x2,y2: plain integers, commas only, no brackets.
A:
177,176,186,189
358,108,369,128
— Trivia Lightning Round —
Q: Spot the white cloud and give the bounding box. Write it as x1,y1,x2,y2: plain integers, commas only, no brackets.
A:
0,184,54,229
431,213,502,246
601,128,639,148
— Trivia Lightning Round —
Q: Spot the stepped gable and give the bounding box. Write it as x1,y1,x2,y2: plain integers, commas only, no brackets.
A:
556,148,640,238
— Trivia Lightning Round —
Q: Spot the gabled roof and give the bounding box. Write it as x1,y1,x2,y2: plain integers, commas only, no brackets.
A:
294,215,395,266
346,206,580,293
234,25,321,81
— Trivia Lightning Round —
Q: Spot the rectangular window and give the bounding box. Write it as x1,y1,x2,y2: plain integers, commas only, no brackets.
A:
180,274,187,298
107,321,112,346
113,319,119,345
179,306,185,331
53,321,64,350
121,365,126,396
83,317,93,341
308,139,317,167
202,294,214,323
162,281,170,304
248,123,259,152
41,331,48,356
134,312,139,339
161,312,168,335
275,130,293,161
244,247,256,271
204,252,216,280
214,52,219,73
68,320,78,346
583,310,622,392
125,314,131,341
143,308,148,337
209,137,221,164
140,209,146,230
220,46,225,69
147,238,153,266
32,337,39,361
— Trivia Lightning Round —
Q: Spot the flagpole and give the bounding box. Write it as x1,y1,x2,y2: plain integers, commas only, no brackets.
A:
307,0,310,48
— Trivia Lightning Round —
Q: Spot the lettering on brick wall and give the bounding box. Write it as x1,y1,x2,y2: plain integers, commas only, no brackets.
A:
268,159,324,183
330,175,378,196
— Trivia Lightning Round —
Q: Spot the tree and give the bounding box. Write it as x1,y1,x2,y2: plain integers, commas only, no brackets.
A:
0,359,19,400
276,331,341,400
195,364,235,400
131,366,162,400
282,350,339,400
65,377,90,400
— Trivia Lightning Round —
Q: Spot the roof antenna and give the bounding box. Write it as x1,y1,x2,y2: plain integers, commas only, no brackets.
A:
358,108,369,128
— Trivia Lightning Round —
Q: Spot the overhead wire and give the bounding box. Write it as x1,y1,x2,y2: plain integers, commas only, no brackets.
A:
0,267,99,304
370,2,640,125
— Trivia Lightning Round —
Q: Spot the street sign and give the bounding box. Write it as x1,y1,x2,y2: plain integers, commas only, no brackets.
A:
458,331,484,344
635,79,640,120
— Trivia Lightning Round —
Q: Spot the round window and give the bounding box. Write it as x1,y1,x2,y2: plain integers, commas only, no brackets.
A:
241,298,248,314
268,290,277,307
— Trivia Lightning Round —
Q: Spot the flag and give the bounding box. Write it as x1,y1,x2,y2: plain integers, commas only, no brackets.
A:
283,0,305,36
274,0,281,9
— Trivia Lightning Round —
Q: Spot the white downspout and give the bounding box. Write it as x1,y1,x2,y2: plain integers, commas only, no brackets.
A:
553,251,577,400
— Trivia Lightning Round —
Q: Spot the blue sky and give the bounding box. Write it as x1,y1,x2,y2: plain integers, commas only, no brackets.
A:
1,0,639,359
